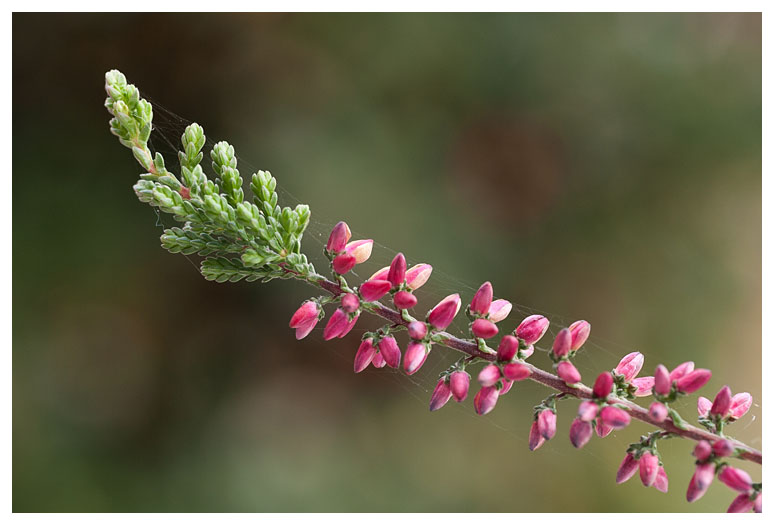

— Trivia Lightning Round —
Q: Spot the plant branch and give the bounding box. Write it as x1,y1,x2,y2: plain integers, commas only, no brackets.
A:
308,273,762,465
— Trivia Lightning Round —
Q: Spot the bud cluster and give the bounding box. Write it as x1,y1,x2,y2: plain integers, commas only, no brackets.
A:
548,321,589,386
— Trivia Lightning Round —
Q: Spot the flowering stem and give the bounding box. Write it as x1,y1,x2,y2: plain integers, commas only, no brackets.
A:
307,273,762,465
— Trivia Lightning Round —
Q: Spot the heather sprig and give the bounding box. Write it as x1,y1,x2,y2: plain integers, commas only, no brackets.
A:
104,70,761,513
105,69,314,283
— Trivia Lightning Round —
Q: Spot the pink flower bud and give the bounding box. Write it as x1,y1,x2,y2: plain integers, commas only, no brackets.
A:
407,321,427,341
557,361,581,384
718,466,753,493
616,453,639,484
372,351,386,368
354,339,377,373
333,253,356,274
552,328,572,358
502,362,531,381
449,371,470,402
595,417,613,438
338,313,359,338
326,221,351,253
694,440,712,462
578,401,598,422
344,239,373,264
614,351,644,382
387,253,407,287
520,344,535,359
393,290,418,310
472,318,498,339
369,266,390,281
654,364,671,396
528,421,546,451
639,452,659,487
569,418,593,449
515,315,550,345
710,385,732,417
405,263,432,290
496,335,519,362
712,439,734,458
592,371,614,399
487,299,512,323
427,294,461,330
341,293,360,313
403,342,428,375
697,396,712,417
654,466,669,493
474,386,499,415
289,301,320,340
289,301,319,328
754,493,762,513
669,361,695,382
569,320,591,351
470,281,493,315
729,392,752,419
649,402,668,423
632,376,655,397
687,462,715,502
429,378,452,411
600,406,631,429
478,364,501,387
675,368,712,394
359,279,392,302
323,308,348,340
499,379,514,396
378,336,401,369
537,409,557,440
727,493,755,513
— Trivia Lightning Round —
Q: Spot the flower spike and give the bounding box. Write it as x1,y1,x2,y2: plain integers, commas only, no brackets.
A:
106,69,762,513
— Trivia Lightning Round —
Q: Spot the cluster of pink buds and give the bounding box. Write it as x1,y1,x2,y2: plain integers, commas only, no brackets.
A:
568,371,631,448
466,282,512,339
402,293,462,375
286,220,760,513
687,437,761,512
648,361,712,426
353,334,403,373
548,321,589,386
325,221,374,275
471,335,533,415
613,358,760,513
697,386,752,434
429,367,473,412
323,298,360,341
611,351,654,398
616,449,669,493
367,254,433,307
653,361,712,398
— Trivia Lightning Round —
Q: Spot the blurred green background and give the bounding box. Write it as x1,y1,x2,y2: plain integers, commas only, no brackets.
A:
13,13,761,512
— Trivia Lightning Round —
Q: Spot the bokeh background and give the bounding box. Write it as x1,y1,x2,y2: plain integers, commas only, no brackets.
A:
13,13,761,512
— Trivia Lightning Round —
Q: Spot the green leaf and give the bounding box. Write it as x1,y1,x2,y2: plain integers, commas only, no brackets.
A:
668,407,689,430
